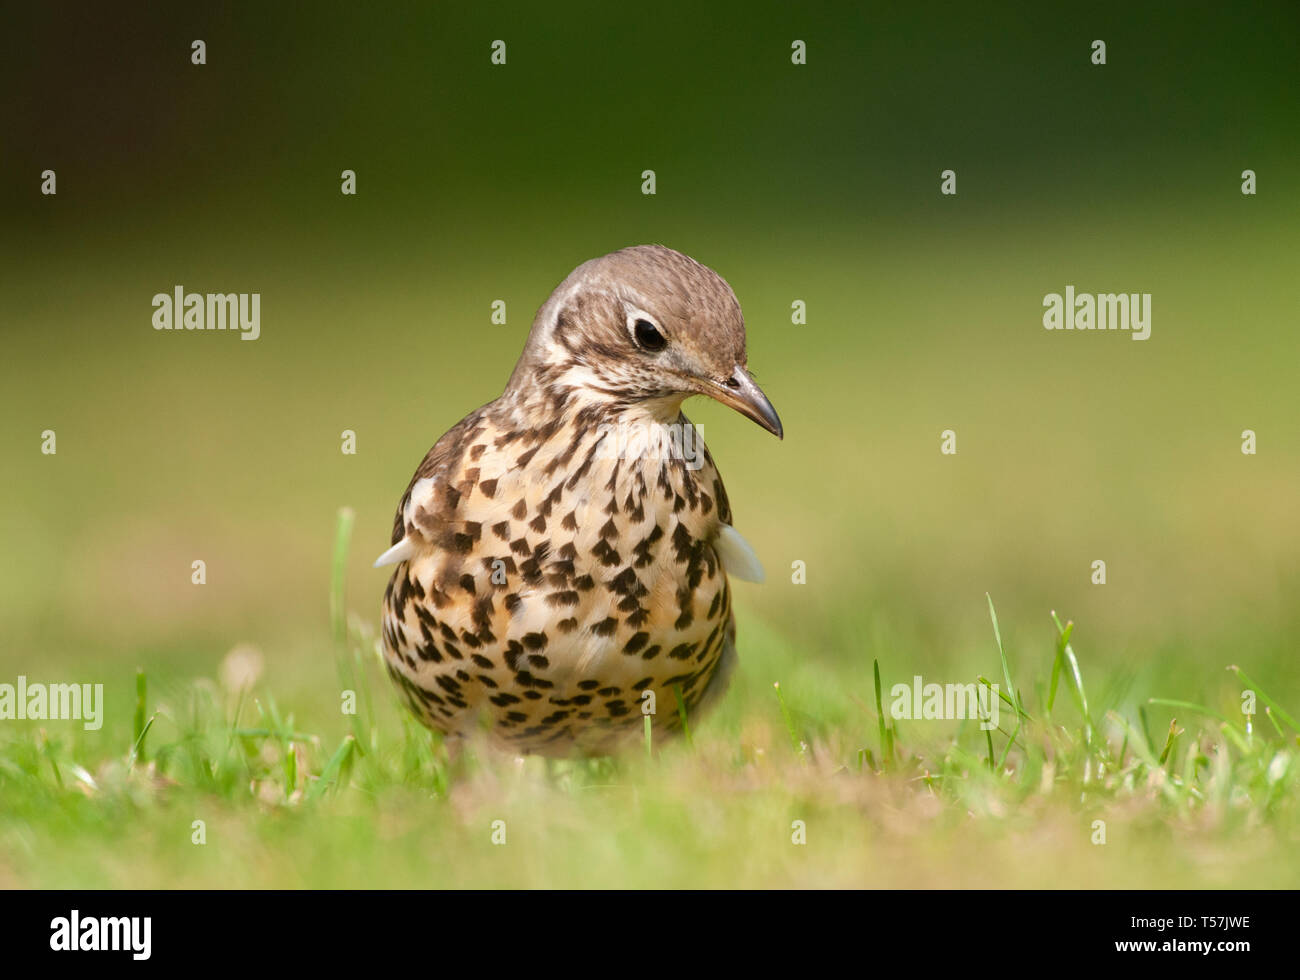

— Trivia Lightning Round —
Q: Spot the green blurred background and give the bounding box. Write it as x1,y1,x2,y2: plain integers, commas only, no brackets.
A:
2,1,1298,737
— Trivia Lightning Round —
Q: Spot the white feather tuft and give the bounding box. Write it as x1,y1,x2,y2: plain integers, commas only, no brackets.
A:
373,536,418,569
715,524,765,583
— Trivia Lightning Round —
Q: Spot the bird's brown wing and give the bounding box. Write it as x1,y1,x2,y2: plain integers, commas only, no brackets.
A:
389,408,489,546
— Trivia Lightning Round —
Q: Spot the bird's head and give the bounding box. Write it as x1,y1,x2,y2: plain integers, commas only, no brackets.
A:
509,245,783,438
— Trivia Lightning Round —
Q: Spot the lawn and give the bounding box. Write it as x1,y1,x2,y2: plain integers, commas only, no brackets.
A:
3,490,1297,888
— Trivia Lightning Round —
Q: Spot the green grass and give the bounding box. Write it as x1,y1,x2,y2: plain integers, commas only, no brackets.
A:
1,511,1296,889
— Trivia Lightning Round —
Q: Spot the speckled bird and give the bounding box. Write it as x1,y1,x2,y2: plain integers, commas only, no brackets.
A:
376,245,782,755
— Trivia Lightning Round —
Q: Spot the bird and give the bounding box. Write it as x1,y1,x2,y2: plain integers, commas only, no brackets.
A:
375,245,782,756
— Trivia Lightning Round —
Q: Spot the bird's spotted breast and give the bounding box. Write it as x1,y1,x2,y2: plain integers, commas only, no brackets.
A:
381,410,735,755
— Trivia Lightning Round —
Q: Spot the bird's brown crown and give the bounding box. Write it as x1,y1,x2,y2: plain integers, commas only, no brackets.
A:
506,245,749,411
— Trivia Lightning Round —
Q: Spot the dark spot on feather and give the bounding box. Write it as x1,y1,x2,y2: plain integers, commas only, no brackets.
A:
513,670,554,689
504,642,524,671
592,540,621,566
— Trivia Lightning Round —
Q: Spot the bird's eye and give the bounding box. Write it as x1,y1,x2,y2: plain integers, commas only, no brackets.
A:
633,319,667,352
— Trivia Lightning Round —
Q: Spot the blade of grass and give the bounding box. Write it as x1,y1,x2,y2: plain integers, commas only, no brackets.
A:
1220,722,1251,754
873,659,894,767
773,682,803,757
978,676,1033,721
986,594,1020,712
1158,718,1181,767
1051,611,1093,746
1047,621,1074,712
330,507,355,646
1263,706,1285,737
127,714,156,770
307,735,357,802
1148,697,1241,732
1109,711,1180,802
132,669,148,764
1228,666,1299,732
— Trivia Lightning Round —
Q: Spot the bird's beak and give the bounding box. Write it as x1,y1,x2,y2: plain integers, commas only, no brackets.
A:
707,366,783,439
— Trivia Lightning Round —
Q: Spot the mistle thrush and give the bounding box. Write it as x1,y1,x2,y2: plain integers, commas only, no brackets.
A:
376,245,782,755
